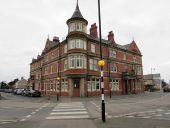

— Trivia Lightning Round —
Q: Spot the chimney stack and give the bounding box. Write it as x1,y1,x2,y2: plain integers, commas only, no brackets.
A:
53,36,60,42
90,23,98,38
108,31,115,42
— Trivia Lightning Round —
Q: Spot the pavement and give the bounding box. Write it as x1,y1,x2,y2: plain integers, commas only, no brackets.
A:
95,117,170,128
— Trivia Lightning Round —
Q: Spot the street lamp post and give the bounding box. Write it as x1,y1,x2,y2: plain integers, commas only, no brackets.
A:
98,0,106,122
56,77,60,101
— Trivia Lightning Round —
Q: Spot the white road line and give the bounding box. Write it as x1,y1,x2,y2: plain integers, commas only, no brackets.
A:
35,109,40,112
142,116,152,118
55,106,84,109
26,115,31,118
0,122,10,124
20,119,26,122
154,114,163,117
164,112,170,115
46,115,89,120
52,108,86,112
0,120,17,122
156,109,164,112
50,111,88,115
31,112,36,114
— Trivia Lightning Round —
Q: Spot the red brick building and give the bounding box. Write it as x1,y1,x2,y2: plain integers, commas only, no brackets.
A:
29,2,144,97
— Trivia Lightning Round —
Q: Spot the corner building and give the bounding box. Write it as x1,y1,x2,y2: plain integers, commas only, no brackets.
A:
30,2,144,97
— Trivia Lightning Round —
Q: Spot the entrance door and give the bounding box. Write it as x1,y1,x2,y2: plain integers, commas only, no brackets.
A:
73,78,80,97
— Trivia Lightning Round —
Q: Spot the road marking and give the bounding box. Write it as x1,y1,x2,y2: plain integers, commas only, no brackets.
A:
46,102,89,120
55,106,84,109
20,119,26,122
154,114,163,117
90,101,111,118
156,109,164,112
26,115,31,118
52,108,86,111
0,120,17,122
164,112,170,115
31,112,36,114
46,115,89,120
50,111,88,115
142,116,152,118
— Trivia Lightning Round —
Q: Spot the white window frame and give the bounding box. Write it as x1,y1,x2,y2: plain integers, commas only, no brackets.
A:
87,78,100,92
68,38,86,50
68,55,86,69
109,49,116,58
64,44,67,53
110,79,119,91
110,63,117,73
69,22,75,32
91,44,95,53
89,59,97,71
61,78,68,92
64,59,67,71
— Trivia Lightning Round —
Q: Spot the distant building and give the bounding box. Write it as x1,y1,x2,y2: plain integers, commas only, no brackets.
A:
29,1,144,97
144,74,162,91
14,77,28,89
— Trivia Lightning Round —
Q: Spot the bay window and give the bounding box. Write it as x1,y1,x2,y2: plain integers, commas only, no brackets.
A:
68,21,87,33
68,55,86,69
68,38,86,50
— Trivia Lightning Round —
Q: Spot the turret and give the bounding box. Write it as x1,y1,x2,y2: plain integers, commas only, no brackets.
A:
66,0,88,34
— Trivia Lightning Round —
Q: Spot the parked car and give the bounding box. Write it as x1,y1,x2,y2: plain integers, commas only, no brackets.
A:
21,89,30,96
16,89,24,95
0,89,4,92
163,86,170,92
0,92,1,100
29,90,41,97
13,89,18,94
4,89,13,93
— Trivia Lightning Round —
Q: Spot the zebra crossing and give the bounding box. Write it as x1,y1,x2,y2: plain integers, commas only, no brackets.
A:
46,102,89,120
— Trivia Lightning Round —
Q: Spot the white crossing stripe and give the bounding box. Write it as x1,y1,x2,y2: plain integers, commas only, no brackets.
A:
55,106,84,109
50,111,88,115
46,115,89,120
46,102,89,120
52,108,86,112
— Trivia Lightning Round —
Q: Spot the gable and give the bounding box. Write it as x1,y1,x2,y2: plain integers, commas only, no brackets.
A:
128,41,141,55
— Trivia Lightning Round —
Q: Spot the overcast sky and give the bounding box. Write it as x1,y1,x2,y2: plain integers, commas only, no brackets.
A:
0,0,170,83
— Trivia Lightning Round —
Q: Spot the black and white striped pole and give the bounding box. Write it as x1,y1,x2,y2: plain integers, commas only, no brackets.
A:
98,0,106,122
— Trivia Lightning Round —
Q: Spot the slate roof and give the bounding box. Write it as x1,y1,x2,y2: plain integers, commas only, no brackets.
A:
71,2,83,19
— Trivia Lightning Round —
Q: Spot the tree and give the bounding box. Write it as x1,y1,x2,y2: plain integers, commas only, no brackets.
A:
162,79,168,88
0,81,8,89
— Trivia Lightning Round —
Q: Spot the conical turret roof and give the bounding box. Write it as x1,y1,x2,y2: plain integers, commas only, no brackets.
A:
71,1,83,19
67,0,88,25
